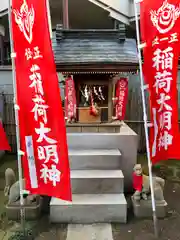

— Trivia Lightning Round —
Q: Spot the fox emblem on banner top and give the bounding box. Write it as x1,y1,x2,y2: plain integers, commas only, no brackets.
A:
150,0,180,34
13,0,35,44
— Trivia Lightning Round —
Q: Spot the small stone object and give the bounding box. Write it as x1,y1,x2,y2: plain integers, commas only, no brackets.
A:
132,196,167,218
8,179,25,204
4,168,16,197
132,164,168,218
4,168,42,220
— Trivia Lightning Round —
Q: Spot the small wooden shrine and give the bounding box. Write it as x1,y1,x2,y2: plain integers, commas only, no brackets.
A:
53,26,138,125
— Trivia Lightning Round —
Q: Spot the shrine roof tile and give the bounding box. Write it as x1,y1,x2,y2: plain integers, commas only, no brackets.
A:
52,29,138,65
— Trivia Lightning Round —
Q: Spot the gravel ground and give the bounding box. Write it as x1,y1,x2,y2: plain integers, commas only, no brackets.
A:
1,153,180,239
112,181,180,240
1,181,180,239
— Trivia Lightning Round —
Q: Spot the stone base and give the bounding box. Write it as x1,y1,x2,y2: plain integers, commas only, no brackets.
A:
132,197,168,218
6,198,43,221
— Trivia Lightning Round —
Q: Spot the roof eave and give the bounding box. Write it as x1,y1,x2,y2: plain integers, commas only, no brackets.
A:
56,62,138,73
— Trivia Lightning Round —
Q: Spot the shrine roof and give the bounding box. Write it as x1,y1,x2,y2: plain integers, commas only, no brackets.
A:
52,29,138,67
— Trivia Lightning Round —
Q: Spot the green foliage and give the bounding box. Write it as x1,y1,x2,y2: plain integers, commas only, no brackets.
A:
8,225,36,240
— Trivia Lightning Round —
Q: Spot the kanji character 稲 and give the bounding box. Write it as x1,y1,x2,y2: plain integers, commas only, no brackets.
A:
159,111,172,131
40,164,61,186
158,131,173,151
35,122,57,144
157,93,172,112
38,145,59,164
29,64,44,95
153,70,172,94
31,95,49,123
25,48,33,60
33,46,43,59
153,47,174,71
169,33,178,43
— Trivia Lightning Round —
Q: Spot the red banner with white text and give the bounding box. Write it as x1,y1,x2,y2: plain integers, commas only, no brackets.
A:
140,0,180,164
115,78,128,120
65,76,77,121
11,0,72,200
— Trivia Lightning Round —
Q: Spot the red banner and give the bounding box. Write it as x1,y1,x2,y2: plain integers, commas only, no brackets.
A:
0,122,11,151
115,78,128,120
11,0,71,200
65,76,77,121
140,0,180,164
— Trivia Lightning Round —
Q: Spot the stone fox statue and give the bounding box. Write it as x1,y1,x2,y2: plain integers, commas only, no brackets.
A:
132,164,165,202
4,168,38,204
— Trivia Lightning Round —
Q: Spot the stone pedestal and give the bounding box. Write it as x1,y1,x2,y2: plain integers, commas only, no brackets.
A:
132,197,168,218
6,198,43,221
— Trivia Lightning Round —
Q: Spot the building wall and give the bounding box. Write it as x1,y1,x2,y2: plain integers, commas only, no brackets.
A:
129,1,140,18
0,0,8,13
0,69,65,95
0,0,137,26
99,0,130,17
0,69,13,94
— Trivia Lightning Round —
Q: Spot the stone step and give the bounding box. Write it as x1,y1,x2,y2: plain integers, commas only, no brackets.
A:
67,133,124,149
50,194,127,223
69,149,121,170
71,170,124,194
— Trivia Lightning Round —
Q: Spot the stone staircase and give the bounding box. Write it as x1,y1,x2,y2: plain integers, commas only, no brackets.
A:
50,123,138,224
50,148,127,223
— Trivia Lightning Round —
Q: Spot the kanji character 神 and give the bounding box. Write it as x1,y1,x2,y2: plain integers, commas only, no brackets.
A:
158,131,173,151
40,164,61,186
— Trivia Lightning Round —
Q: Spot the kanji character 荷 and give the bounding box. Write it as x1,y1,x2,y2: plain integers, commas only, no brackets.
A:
153,70,172,94
31,95,49,123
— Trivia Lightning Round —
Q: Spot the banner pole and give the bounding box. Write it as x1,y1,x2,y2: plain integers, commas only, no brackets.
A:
8,0,26,236
133,0,159,238
46,0,53,39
